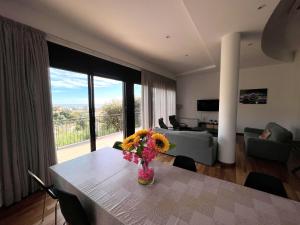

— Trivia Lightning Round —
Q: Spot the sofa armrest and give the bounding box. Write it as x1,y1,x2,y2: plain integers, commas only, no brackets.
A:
247,138,291,163
179,122,188,127
244,127,264,135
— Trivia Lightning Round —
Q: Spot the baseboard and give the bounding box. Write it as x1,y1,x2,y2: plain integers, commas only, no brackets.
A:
217,161,236,167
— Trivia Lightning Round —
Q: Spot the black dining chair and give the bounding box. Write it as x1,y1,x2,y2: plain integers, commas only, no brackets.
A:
173,155,197,172
244,172,287,198
28,169,59,225
55,188,91,225
158,118,169,129
113,141,123,150
169,115,191,130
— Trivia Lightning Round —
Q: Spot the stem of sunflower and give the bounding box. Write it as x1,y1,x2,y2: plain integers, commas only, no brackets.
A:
142,159,148,172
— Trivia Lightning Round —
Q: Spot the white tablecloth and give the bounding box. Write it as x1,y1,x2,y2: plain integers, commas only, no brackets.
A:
50,147,300,225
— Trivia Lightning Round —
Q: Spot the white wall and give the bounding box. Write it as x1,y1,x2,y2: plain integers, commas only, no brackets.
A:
177,73,220,126
237,63,298,134
177,72,220,127
177,61,300,139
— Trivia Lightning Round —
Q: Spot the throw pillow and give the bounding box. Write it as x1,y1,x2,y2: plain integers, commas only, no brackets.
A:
259,129,271,140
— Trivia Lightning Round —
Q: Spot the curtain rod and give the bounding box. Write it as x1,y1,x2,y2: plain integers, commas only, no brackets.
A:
46,33,142,72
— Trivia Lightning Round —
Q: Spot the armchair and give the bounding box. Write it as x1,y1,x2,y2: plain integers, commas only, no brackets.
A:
244,123,293,163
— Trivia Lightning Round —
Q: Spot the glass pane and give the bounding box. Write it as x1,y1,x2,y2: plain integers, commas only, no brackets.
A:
50,68,90,163
134,84,142,131
94,77,124,149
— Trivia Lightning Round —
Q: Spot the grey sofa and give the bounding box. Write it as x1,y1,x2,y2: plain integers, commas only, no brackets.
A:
153,127,218,165
244,123,293,163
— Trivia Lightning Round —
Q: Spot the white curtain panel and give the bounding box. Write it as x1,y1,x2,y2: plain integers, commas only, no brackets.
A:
141,71,153,129
141,70,176,129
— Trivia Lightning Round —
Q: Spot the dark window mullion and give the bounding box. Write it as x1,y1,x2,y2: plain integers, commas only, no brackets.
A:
88,75,96,151
123,82,135,138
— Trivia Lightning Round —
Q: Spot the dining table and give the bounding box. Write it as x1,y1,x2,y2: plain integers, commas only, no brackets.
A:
49,147,300,225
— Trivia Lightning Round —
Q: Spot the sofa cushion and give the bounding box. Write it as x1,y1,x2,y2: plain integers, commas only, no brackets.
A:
244,132,260,150
153,127,209,137
244,132,260,139
153,127,169,135
152,128,217,165
165,131,216,165
259,129,271,140
265,123,293,143
153,128,213,148
166,130,209,137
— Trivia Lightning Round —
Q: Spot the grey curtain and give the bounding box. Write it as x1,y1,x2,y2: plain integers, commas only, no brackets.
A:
141,70,176,128
0,16,57,206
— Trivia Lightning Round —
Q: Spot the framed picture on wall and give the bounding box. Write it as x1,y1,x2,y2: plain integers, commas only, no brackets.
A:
239,88,268,104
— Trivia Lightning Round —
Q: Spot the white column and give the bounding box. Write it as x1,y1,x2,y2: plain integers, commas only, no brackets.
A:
218,32,240,164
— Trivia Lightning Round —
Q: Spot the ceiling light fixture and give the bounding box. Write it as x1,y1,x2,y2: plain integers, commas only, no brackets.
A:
257,4,267,10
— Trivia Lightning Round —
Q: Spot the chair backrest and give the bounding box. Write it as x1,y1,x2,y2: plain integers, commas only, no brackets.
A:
28,169,46,188
28,169,57,199
169,115,180,129
244,172,287,198
113,141,123,150
158,118,168,129
265,122,293,143
55,188,91,225
173,155,197,172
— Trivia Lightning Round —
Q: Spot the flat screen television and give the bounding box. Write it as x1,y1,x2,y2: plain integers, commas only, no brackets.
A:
197,99,219,111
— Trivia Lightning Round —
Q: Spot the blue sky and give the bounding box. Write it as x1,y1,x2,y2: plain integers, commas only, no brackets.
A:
50,68,141,107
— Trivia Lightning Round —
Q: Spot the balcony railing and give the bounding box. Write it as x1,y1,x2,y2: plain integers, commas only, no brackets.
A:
53,112,141,148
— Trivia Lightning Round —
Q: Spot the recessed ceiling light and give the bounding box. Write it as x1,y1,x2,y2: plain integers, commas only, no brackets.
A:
257,4,266,10
248,43,253,46
165,35,171,39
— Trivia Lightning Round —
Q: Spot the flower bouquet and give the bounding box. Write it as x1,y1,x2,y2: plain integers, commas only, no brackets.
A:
121,129,175,185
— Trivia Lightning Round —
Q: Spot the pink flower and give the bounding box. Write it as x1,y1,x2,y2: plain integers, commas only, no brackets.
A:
138,167,154,180
133,154,139,164
146,129,153,139
123,152,133,162
147,138,156,150
142,147,157,163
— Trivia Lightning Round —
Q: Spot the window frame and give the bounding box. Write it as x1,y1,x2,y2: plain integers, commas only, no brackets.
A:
48,42,141,151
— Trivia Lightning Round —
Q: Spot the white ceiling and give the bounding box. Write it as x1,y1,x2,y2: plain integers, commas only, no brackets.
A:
1,0,282,76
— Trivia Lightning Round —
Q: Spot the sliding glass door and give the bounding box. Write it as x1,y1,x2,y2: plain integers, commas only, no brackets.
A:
50,67,137,162
93,77,124,149
50,68,91,162
134,84,142,131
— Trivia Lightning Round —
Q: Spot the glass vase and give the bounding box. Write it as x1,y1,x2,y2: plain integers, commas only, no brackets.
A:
138,159,154,185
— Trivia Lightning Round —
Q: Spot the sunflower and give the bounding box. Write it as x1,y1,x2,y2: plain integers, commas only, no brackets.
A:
151,133,170,153
135,129,149,138
121,134,136,151
133,135,141,145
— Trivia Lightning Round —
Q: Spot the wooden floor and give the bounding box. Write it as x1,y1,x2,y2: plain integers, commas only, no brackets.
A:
0,136,299,225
